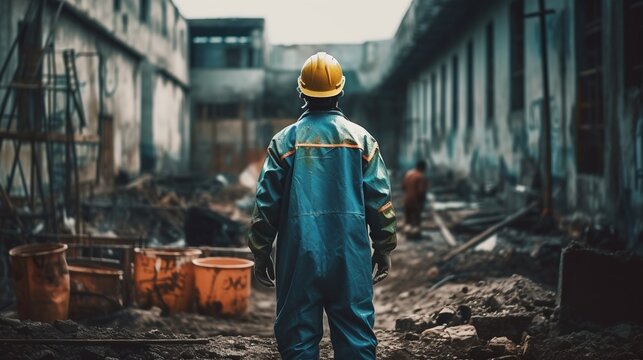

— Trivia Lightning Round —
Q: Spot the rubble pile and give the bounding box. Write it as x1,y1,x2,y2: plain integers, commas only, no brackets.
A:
83,174,253,247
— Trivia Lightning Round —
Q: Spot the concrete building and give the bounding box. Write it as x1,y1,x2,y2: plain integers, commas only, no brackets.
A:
0,0,190,184
379,0,643,249
188,19,393,175
188,18,267,175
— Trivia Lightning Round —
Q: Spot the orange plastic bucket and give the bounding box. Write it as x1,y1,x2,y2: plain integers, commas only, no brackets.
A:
192,257,254,317
133,247,202,314
9,243,70,322
68,261,124,320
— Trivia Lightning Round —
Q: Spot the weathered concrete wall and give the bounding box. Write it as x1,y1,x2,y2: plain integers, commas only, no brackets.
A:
62,0,188,84
393,0,642,249
400,0,574,195
151,75,189,173
0,0,190,182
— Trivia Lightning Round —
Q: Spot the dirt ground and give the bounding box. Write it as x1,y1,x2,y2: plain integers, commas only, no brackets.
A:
1,185,642,359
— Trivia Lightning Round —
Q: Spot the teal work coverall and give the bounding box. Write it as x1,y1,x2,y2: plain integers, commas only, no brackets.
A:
249,109,397,359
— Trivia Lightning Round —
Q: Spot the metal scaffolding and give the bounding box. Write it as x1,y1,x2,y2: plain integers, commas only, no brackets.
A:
0,0,101,236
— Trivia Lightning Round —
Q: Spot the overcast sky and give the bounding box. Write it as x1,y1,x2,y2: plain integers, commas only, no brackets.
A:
173,0,412,44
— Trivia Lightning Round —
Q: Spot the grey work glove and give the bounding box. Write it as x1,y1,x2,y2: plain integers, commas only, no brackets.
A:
372,252,391,284
254,256,275,287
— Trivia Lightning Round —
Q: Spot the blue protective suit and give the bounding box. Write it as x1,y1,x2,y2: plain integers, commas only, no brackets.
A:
249,109,397,359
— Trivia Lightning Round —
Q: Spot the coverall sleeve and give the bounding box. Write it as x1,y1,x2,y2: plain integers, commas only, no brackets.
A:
249,140,288,261
363,143,397,255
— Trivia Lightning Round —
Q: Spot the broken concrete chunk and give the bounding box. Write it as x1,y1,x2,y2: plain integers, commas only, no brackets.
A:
471,314,533,342
434,307,456,325
421,324,480,347
487,336,516,356
483,296,501,311
53,319,79,334
395,314,432,333
469,345,495,360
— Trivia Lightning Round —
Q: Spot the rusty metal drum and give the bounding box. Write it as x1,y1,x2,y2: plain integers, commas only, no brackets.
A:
133,247,202,314
192,257,254,317
9,243,70,322
68,260,124,320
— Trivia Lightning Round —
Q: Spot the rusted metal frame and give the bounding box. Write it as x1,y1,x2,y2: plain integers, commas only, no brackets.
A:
0,338,209,345
40,232,143,306
0,0,38,81
45,43,57,233
0,182,24,231
0,83,68,90
95,53,105,184
82,201,184,211
0,130,100,143
2,84,30,199
62,51,73,224
68,51,87,129
32,233,143,244
1,0,65,230
63,50,82,235
6,139,28,197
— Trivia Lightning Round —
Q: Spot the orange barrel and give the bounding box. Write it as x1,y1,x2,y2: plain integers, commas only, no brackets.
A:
9,243,70,322
68,261,124,320
133,247,202,314
192,257,254,317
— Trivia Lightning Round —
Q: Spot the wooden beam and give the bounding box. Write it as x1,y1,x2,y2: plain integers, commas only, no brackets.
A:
441,202,539,263
433,210,457,246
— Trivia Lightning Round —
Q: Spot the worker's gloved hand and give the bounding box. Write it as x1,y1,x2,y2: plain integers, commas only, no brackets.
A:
372,252,391,284
254,256,275,287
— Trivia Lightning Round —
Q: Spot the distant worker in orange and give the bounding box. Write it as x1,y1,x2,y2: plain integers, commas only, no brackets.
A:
402,160,428,238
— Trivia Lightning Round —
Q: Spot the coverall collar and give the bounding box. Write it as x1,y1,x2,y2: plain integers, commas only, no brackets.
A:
298,108,345,121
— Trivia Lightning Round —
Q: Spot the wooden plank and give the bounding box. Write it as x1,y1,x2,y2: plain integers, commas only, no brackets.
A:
441,202,539,263
433,211,457,246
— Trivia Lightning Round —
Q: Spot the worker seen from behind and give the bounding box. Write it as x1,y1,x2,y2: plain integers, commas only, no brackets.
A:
402,160,429,238
249,52,397,359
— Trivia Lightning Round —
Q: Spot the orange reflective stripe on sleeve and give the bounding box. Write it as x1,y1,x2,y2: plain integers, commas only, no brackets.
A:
280,148,296,161
378,201,393,213
362,143,379,162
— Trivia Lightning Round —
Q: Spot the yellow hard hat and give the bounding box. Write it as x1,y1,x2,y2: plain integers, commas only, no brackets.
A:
297,52,345,98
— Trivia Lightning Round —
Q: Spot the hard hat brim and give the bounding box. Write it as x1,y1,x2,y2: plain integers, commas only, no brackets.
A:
298,76,345,98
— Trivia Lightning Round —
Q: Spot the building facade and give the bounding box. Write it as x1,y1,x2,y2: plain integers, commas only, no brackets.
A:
188,18,267,174
0,0,190,184
380,0,643,249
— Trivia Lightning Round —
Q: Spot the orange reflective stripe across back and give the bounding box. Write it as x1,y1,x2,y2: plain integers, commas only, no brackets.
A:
296,143,362,149
279,143,365,161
